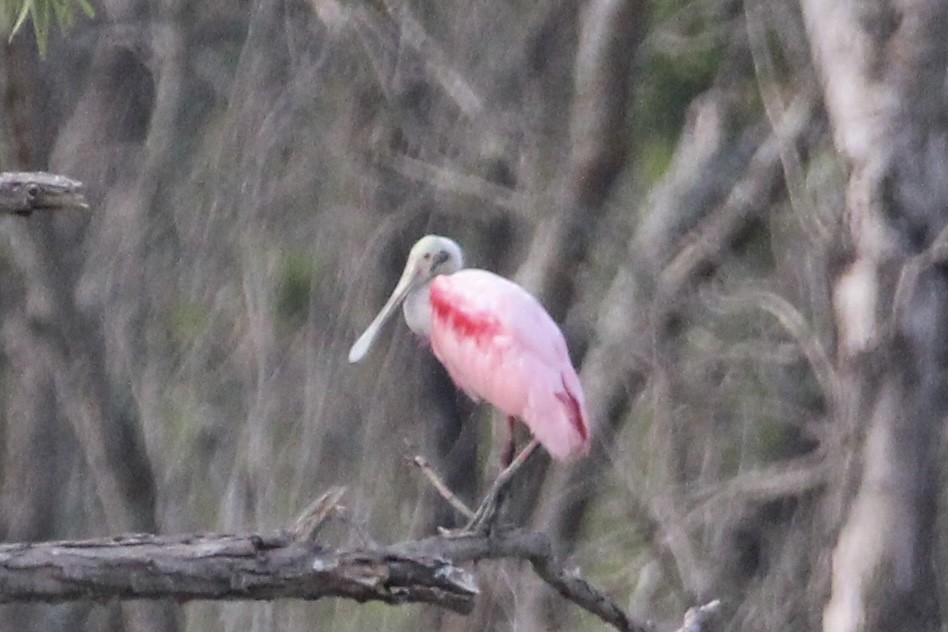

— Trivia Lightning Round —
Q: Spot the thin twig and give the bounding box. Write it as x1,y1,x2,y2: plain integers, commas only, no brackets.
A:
394,528,654,632
745,2,825,243
387,153,535,217
291,485,347,543
708,288,838,408
413,456,475,519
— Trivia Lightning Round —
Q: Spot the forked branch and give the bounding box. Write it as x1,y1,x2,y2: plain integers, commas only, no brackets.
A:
0,490,718,632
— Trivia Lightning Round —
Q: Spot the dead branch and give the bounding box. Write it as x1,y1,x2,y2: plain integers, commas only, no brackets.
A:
0,172,88,215
683,455,830,521
0,526,723,632
387,153,534,218
413,456,475,520
400,529,653,632
0,532,477,613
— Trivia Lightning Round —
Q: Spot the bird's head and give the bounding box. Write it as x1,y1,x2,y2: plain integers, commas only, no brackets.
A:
348,235,463,363
407,235,464,279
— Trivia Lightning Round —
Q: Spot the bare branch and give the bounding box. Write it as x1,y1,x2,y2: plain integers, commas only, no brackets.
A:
387,153,535,218
413,456,475,520
291,486,348,544
744,1,825,243
0,526,714,632
395,529,653,632
709,289,838,408
0,532,479,613
377,0,485,117
414,453,649,630
659,92,817,297
683,455,830,521
890,221,948,333
0,172,89,215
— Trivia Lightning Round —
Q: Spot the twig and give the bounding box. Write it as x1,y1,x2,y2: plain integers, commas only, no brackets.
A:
682,455,829,523
412,456,475,519
387,153,535,218
377,0,484,117
745,2,825,244
306,0,485,118
707,288,838,408
393,528,653,632
291,485,347,543
463,438,541,527
412,445,654,630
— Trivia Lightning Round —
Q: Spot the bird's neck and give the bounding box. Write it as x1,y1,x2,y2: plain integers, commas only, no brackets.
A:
402,281,433,337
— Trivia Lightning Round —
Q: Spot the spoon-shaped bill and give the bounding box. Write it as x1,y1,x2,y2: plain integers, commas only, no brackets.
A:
348,265,419,363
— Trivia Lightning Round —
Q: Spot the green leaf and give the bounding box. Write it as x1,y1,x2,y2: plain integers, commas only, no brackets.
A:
9,0,32,39
4,0,96,56
32,0,49,56
52,0,72,29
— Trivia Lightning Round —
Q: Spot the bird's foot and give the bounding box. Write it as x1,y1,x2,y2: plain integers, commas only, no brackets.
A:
465,489,503,532
438,468,514,537
418,439,541,537
436,489,504,537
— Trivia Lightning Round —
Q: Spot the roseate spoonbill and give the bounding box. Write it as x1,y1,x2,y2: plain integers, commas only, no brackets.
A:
349,235,590,529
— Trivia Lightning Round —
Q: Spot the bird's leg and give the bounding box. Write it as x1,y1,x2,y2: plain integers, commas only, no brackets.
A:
501,416,517,469
464,438,541,533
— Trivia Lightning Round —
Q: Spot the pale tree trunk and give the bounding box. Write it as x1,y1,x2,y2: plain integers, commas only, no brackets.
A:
801,1,948,630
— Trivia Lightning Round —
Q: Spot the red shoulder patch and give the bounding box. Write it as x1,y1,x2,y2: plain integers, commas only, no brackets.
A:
430,280,502,346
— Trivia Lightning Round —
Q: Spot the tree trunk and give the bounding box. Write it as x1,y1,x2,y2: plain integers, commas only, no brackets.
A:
802,1,948,630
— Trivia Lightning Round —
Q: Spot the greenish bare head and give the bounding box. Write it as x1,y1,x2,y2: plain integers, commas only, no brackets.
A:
348,235,463,363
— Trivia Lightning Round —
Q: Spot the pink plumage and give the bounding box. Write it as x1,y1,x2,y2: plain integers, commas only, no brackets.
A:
428,269,590,461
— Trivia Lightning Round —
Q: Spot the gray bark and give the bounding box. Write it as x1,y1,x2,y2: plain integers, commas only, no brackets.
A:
801,0,948,630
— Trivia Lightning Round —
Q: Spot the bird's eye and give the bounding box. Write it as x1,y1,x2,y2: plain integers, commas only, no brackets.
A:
25,184,39,199
423,252,431,260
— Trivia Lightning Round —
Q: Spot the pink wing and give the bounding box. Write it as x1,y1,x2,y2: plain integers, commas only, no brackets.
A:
428,269,590,461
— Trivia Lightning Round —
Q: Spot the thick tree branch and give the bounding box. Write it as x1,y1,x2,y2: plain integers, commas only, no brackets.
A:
0,532,478,612
0,525,721,632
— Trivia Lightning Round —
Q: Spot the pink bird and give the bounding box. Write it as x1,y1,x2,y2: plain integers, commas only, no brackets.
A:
349,235,590,528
